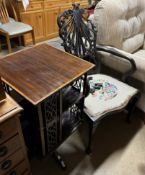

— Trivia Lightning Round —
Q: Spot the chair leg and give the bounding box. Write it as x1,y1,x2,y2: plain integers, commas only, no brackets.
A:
126,93,140,123
6,34,12,53
86,122,94,154
31,29,35,45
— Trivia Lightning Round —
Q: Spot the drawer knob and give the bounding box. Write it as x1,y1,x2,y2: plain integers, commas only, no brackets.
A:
1,160,12,170
0,146,8,157
9,171,17,175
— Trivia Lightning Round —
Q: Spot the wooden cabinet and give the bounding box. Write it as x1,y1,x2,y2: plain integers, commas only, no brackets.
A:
6,160,30,175
44,7,59,38
59,3,73,13
0,94,31,175
13,0,88,45
21,11,45,43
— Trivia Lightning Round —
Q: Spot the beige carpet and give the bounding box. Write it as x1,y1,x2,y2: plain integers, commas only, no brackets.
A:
31,110,145,175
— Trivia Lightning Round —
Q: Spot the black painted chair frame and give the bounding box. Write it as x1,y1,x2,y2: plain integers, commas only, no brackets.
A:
57,3,140,153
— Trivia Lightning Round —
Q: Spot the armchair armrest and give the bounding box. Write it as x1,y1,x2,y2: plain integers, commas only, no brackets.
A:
95,45,137,82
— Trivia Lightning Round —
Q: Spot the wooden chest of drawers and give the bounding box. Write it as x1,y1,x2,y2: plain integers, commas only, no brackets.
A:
0,94,31,175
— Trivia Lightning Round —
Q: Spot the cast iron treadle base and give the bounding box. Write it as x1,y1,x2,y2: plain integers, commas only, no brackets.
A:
53,151,67,170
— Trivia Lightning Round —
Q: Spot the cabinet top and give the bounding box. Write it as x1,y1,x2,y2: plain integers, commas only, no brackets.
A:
0,94,23,123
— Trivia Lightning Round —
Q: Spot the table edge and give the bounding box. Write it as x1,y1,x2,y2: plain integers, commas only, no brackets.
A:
2,65,94,105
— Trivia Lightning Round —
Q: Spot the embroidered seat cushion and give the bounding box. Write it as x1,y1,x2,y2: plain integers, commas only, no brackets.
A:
84,74,138,121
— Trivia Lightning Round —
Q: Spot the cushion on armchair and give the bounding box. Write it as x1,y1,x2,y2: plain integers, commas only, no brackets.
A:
92,0,145,53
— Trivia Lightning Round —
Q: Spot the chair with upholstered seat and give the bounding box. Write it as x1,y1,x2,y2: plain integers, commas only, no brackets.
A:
57,4,140,153
0,0,35,53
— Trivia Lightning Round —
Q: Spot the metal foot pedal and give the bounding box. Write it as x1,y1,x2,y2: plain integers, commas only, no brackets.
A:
53,151,67,170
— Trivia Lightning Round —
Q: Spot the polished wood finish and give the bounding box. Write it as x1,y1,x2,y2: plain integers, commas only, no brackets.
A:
0,94,22,123
0,80,6,102
0,117,18,144
44,7,60,38
0,149,24,175
0,94,31,175
0,134,21,162
6,160,28,175
20,11,44,42
12,0,88,44
0,43,94,105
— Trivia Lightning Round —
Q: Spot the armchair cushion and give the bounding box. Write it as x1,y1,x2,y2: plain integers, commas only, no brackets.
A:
92,0,145,53
0,21,32,36
84,74,138,120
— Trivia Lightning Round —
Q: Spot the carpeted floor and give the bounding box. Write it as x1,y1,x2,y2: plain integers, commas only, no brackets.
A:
31,110,145,175
1,38,145,175
0,37,63,58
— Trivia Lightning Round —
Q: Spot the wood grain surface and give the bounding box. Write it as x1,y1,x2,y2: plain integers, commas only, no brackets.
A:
0,44,94,105
0,94,22,123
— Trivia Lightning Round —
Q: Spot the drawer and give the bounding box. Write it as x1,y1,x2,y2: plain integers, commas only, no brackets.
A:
0,135,21,163
6,160,28,175
80,2,88,7
0,118,17,144
79,0,88,1
44,0,60,8
18,1,43,12
0,149,24,175
27,2,43,11
73,0,81,3
61,0,73,3
60,4,73,13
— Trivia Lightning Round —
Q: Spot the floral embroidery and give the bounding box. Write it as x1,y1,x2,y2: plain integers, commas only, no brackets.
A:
89,78,118,101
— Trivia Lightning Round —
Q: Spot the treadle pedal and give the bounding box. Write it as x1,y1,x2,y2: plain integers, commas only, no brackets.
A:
53,151,67,170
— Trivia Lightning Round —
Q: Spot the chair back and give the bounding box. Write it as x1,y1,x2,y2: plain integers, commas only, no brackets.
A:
0,0,9,23
57,4,97,59
0,0,18,24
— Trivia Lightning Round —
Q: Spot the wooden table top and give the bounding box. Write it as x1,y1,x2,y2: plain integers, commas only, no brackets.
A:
0,43,94,105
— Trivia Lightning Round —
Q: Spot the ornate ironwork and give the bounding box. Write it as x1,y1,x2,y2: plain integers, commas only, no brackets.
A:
72,77,84,92
57,3,100,75
57,3,97,59
43,85,83,152
43,93,59,152
70,104,81,125
62,104,81,139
